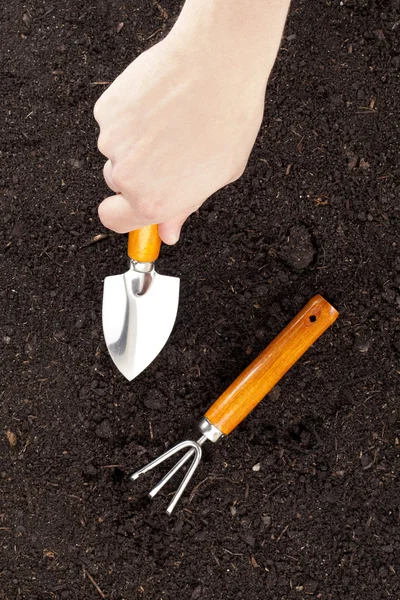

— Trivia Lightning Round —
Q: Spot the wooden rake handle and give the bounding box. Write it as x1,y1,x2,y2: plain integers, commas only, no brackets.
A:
205,295,339,436
128,225,161,263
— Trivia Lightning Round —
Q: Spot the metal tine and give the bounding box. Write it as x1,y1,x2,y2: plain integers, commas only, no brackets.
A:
165,443,203,515
149,436,206,499
130,436,207,515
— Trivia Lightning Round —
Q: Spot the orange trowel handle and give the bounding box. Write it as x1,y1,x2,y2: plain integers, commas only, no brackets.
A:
128,225,161,263
205,295,339,436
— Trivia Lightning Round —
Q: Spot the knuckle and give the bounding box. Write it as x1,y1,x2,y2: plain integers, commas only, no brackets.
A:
229,163,247,184
93,97,105,123
98,202,107,222
97,133,111,158
98,203,112,229
110,164,125,190
136,198,164,222
98,204,124,233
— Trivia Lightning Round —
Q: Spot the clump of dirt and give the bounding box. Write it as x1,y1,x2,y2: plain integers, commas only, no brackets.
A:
279,224,316,270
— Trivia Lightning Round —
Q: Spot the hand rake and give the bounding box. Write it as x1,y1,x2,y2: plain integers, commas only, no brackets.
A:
131,295,339,514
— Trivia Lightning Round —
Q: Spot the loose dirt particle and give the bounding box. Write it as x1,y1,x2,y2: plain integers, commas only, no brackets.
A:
5,430,17,447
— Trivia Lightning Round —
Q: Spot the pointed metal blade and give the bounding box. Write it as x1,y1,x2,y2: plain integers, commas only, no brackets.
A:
102,266,179,380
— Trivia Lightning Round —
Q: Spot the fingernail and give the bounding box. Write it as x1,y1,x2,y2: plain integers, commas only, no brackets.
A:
167,229,181,245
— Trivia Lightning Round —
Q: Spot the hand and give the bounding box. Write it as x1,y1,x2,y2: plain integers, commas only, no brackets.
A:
94,5,278,244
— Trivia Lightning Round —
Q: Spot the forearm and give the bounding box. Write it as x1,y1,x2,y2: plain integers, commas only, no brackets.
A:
169,0,291,83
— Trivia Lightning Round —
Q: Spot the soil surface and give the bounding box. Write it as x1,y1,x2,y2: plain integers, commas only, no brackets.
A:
1,1,400,599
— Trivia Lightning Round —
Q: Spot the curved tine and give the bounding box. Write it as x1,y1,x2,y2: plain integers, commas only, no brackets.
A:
166,444,202,515
130,440,199,481
150,435,208,498
150,448,195,498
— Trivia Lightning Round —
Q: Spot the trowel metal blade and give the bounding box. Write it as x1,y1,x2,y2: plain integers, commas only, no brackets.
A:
102,267,180,380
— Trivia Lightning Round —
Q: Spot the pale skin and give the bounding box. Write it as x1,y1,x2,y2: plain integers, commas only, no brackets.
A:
94,0,291,245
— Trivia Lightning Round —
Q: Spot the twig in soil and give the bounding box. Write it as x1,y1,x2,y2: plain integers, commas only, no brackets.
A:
284,554,300,562
81,233,109,248
276,524,289,542
267,482,285,496
223,548,243,556
41,249,63,268
153,0,168,19
83,567,106,599
188,477,209,504
147,28,165,41
90,81,111,86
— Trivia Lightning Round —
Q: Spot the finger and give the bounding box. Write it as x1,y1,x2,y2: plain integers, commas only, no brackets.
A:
103,160,119,193
98,194,151,233
158,213,193,245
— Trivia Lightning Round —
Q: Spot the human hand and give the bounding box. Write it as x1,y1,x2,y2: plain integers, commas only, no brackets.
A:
94,1,287,244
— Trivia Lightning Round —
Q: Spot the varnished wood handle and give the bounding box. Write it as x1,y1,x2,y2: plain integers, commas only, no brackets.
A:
205,295,339,436
128,225,161,263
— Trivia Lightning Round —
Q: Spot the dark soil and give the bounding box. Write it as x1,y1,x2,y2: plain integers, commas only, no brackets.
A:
1,1,400,599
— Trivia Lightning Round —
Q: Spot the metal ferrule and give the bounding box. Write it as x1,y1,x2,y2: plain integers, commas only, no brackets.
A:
198,417,224,443
130,260,154,274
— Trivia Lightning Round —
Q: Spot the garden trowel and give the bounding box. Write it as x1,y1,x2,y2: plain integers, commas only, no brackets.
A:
102,225,180,380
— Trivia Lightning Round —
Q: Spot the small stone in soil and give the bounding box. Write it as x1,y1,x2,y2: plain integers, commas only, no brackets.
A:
360,453,371,468
262,514,272,527
191,585,202,600
304,581,319,594
69,158,83,169
22,13,32,26
243,533,255,547
353,335,370,353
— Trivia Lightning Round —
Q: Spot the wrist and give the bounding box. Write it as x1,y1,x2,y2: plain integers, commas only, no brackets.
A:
168,0,290,84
